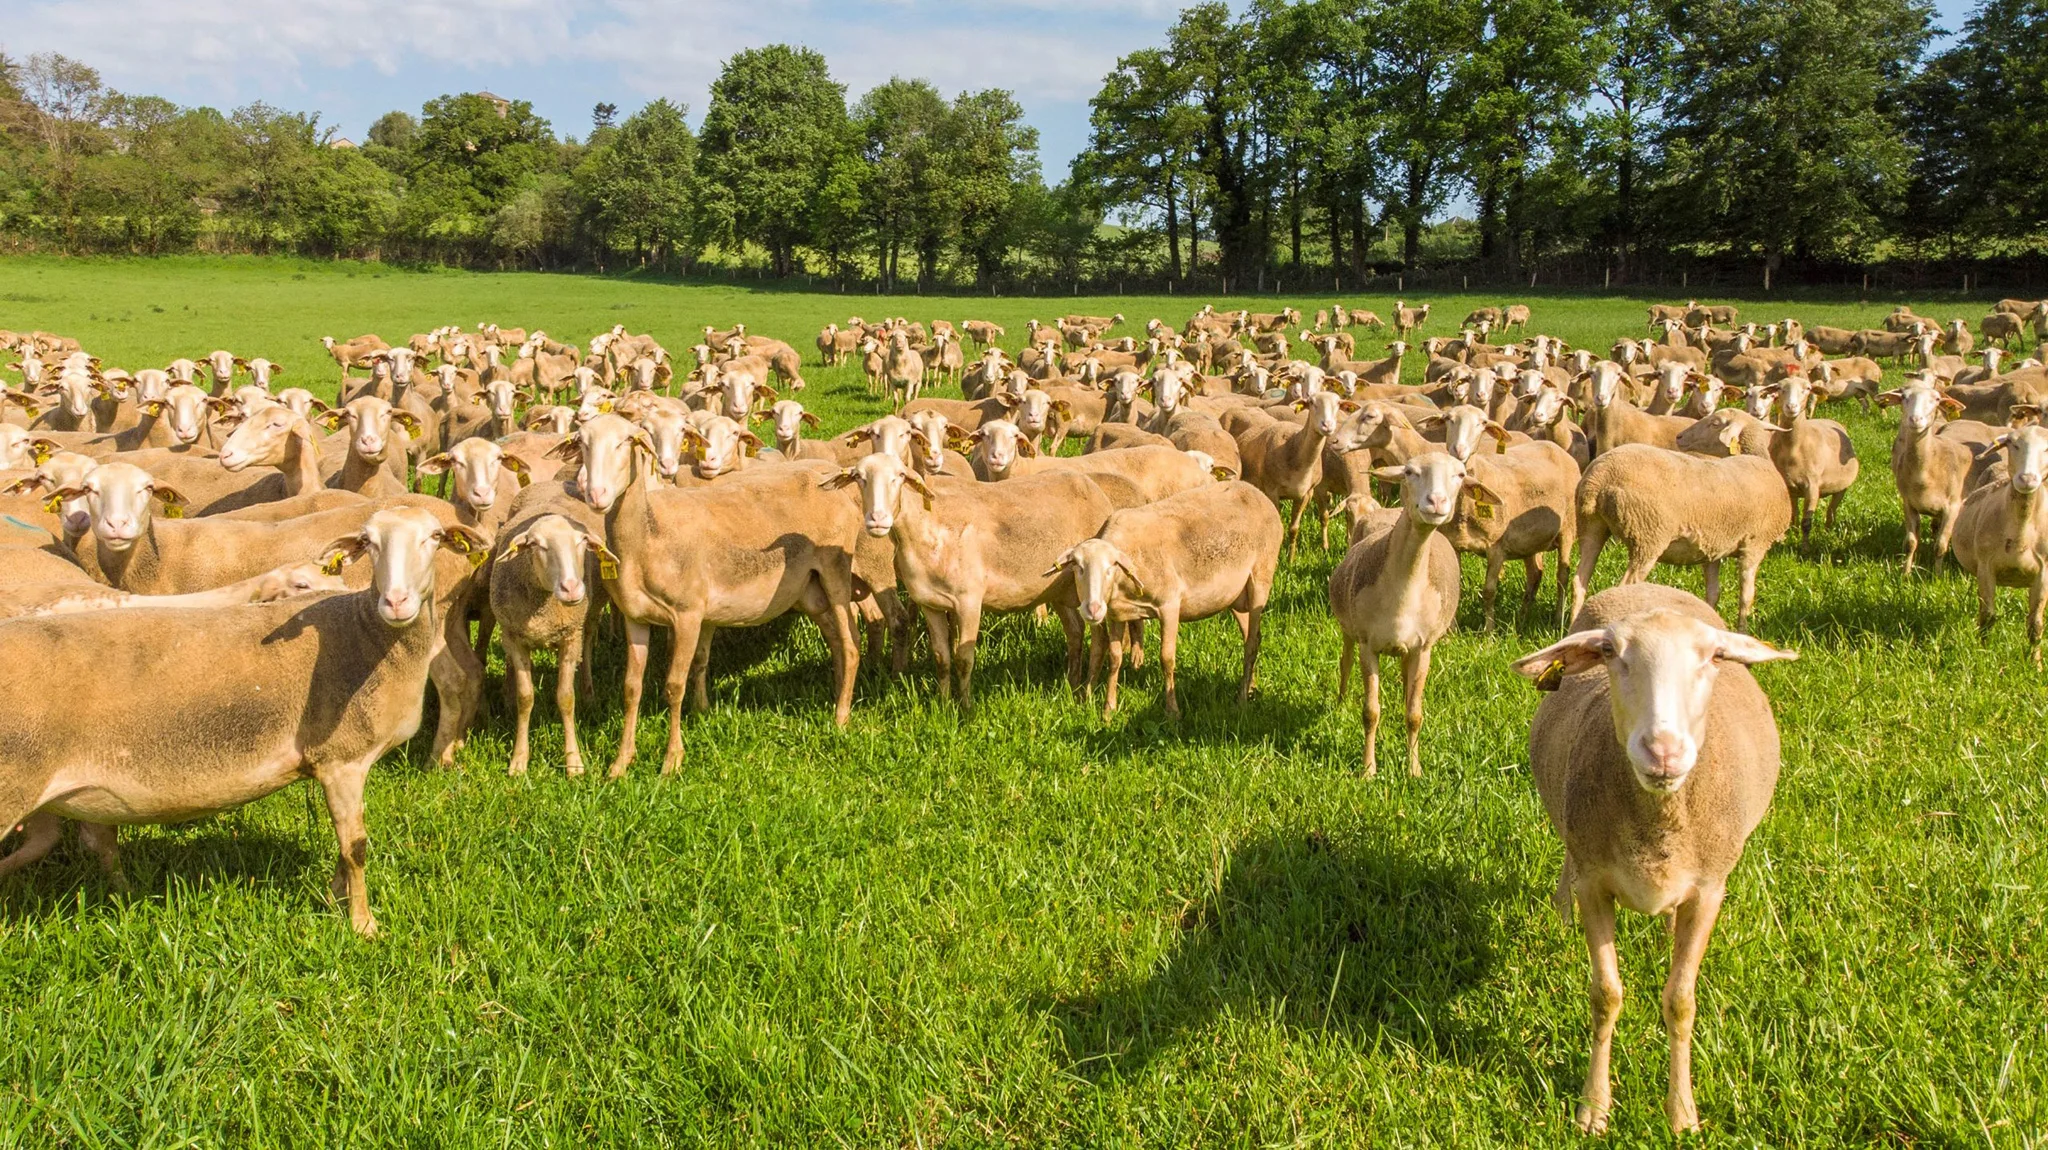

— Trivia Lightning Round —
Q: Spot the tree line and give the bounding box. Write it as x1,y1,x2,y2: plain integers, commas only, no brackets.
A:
3,0,2046,287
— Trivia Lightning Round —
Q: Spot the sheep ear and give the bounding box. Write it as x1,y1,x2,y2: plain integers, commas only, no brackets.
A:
1370,465,1406,483
740,432,763,457
1712,631,1798,666
1937,396,1964,416
903,469,937,510
436,524,490,556
819,468,859,491
318,410,346,431
497,531,531,561
416,453,454,476
316,534,369,575
801,411,820,428
544,435,581,462
1041,546,1077,578
1511,630,1614,689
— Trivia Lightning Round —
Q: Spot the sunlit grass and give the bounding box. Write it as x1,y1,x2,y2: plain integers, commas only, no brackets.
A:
0,254,2041,1144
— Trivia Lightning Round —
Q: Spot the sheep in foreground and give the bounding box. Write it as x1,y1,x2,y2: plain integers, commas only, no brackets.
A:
1572,444,1792,630
491,508,614,775
1328,451,1471,778
1878,380,1975,574
1953,426,2048,666
1760,374,1860,544
0,506,488,935
1444,439,1581,629
826,452,1113,713
1512,582,1797,1135
1051,480,1283,719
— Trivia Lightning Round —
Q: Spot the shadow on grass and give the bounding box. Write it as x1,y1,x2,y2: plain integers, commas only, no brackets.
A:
0,818,318,920
1038,830,1508,1080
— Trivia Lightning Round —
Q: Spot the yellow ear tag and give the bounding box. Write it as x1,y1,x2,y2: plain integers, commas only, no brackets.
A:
321,555,345,575
1535,658,1566,692
599,555,620,580
469,548,489,570
1473,496,1496,521
32,448,49,465
42,495,60,514
162,503,185,519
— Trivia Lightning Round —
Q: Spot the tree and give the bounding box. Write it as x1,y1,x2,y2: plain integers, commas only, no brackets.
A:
1906,0,2048,245
1457,0,1591,269
1169,3,1269,283
577,98,698,269
1359,0,1483,269
1578,0,1676,276
16,52,107,243
1078,47,1202,280
945,89,1040,287
1657,0,1929,264
698,45,850,275
853,78,950,289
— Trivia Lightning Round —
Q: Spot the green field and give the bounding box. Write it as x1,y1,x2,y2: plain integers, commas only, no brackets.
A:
1,255,2043,1146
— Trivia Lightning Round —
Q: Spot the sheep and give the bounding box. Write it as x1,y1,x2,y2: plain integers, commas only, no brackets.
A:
1164,408,1242,479
0,505,486,934
59,462,484,764
816,323,857,366
10,559,344,620
1646,303,1690,327
961,320,1006,349
321,333,390,379
1811,357,1883,410
1444,439,1581,629
1982,311,2027,349
1805,325,1858,355
1572,444,1792,630
1674,409,1773,458
1758,374,1860,544
1511,582,1797,1135
1392,301,1432,336
490,508,614,775
1349,341,1409,389
1328,451,1470,778
1051,480,1283,719
415,437,532,536
1584,362,1693,454
320,396,417,498
1502,304,1532,334
1462,306,1503,329
1878,380,1976,573
757,400,837,462
1238,391,1356,558
1952,426,2048,665
825,451,1112,712
557,415,862,776
1942,318,1976,359
1851,328,1917,363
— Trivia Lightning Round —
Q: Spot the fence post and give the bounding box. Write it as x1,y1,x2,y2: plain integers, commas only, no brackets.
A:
1463,275,1468,291
1764,265,1772,292
1398,275,1404,292
1604,267,1611,290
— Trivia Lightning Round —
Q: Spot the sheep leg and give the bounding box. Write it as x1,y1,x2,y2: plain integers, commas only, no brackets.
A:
1575,886,1623,1135
1824,490,1846,530
659,613,707,775
2030,577,2046,670
1158,603,1184,720
1284,499,1309,562
0,812,63,882
1337,637,1355,703
1661,886,1726,1134
1902,509,1922,575
1620,539,1663,587
923,609,955,701
1550,852,1576,924
830,600,860,725
76,822,127,891
427,627,482,768
1736,552,1764,633
504,640,537,777
1359,652,1382,779
1571,524,1608,622
1702,559,1722,613
882,589,911,675
1976,566,1999,638
472,605,495,676
1086,623,1107,710
1235,605,1263,705
314,757,379,937
1481,548,1505,631
1126,621,1145,669
1401,645,1431,778
1519,554,1544,626
688,623,715,715
1934,510,1961,569
1103,624,1126,718
953,599,986,716
557,630,587,777
1054,605,1087,692
608,620,653,779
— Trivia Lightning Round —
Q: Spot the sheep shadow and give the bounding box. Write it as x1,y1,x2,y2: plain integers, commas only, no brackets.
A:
0,817,317,922
1037,830,1509,1081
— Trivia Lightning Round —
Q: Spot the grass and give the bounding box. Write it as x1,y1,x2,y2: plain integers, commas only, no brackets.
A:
0,253,2044,1146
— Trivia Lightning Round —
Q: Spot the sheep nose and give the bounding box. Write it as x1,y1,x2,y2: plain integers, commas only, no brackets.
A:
2019,472,2044,494
1082,602,1107,624
865,516,892,536
557,577,585,603
1634,731,1695,781
381,590,418,620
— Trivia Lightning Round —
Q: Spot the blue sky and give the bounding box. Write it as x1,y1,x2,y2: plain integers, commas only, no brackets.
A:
9,0,1984,183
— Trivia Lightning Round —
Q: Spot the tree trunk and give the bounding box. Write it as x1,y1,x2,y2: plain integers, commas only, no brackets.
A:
1478,168,1500,263
1289,168,1303,268
1328,196,1345,274
1165,177,1183,282
1402,156,1429,269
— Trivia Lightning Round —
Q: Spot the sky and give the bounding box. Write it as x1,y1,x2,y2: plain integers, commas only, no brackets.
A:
7,0,1986,184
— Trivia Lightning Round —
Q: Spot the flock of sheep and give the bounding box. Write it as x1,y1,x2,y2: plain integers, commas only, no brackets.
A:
3,291,2045,1135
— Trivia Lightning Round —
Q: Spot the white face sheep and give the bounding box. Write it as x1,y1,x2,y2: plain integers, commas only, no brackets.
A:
1513,584,1797,1135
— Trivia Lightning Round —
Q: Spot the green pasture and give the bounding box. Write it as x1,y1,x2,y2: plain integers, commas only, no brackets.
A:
0,255,2041,1146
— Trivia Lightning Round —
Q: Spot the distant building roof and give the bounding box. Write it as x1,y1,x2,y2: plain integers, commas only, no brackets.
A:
328,136,357,149
474,91,511,117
